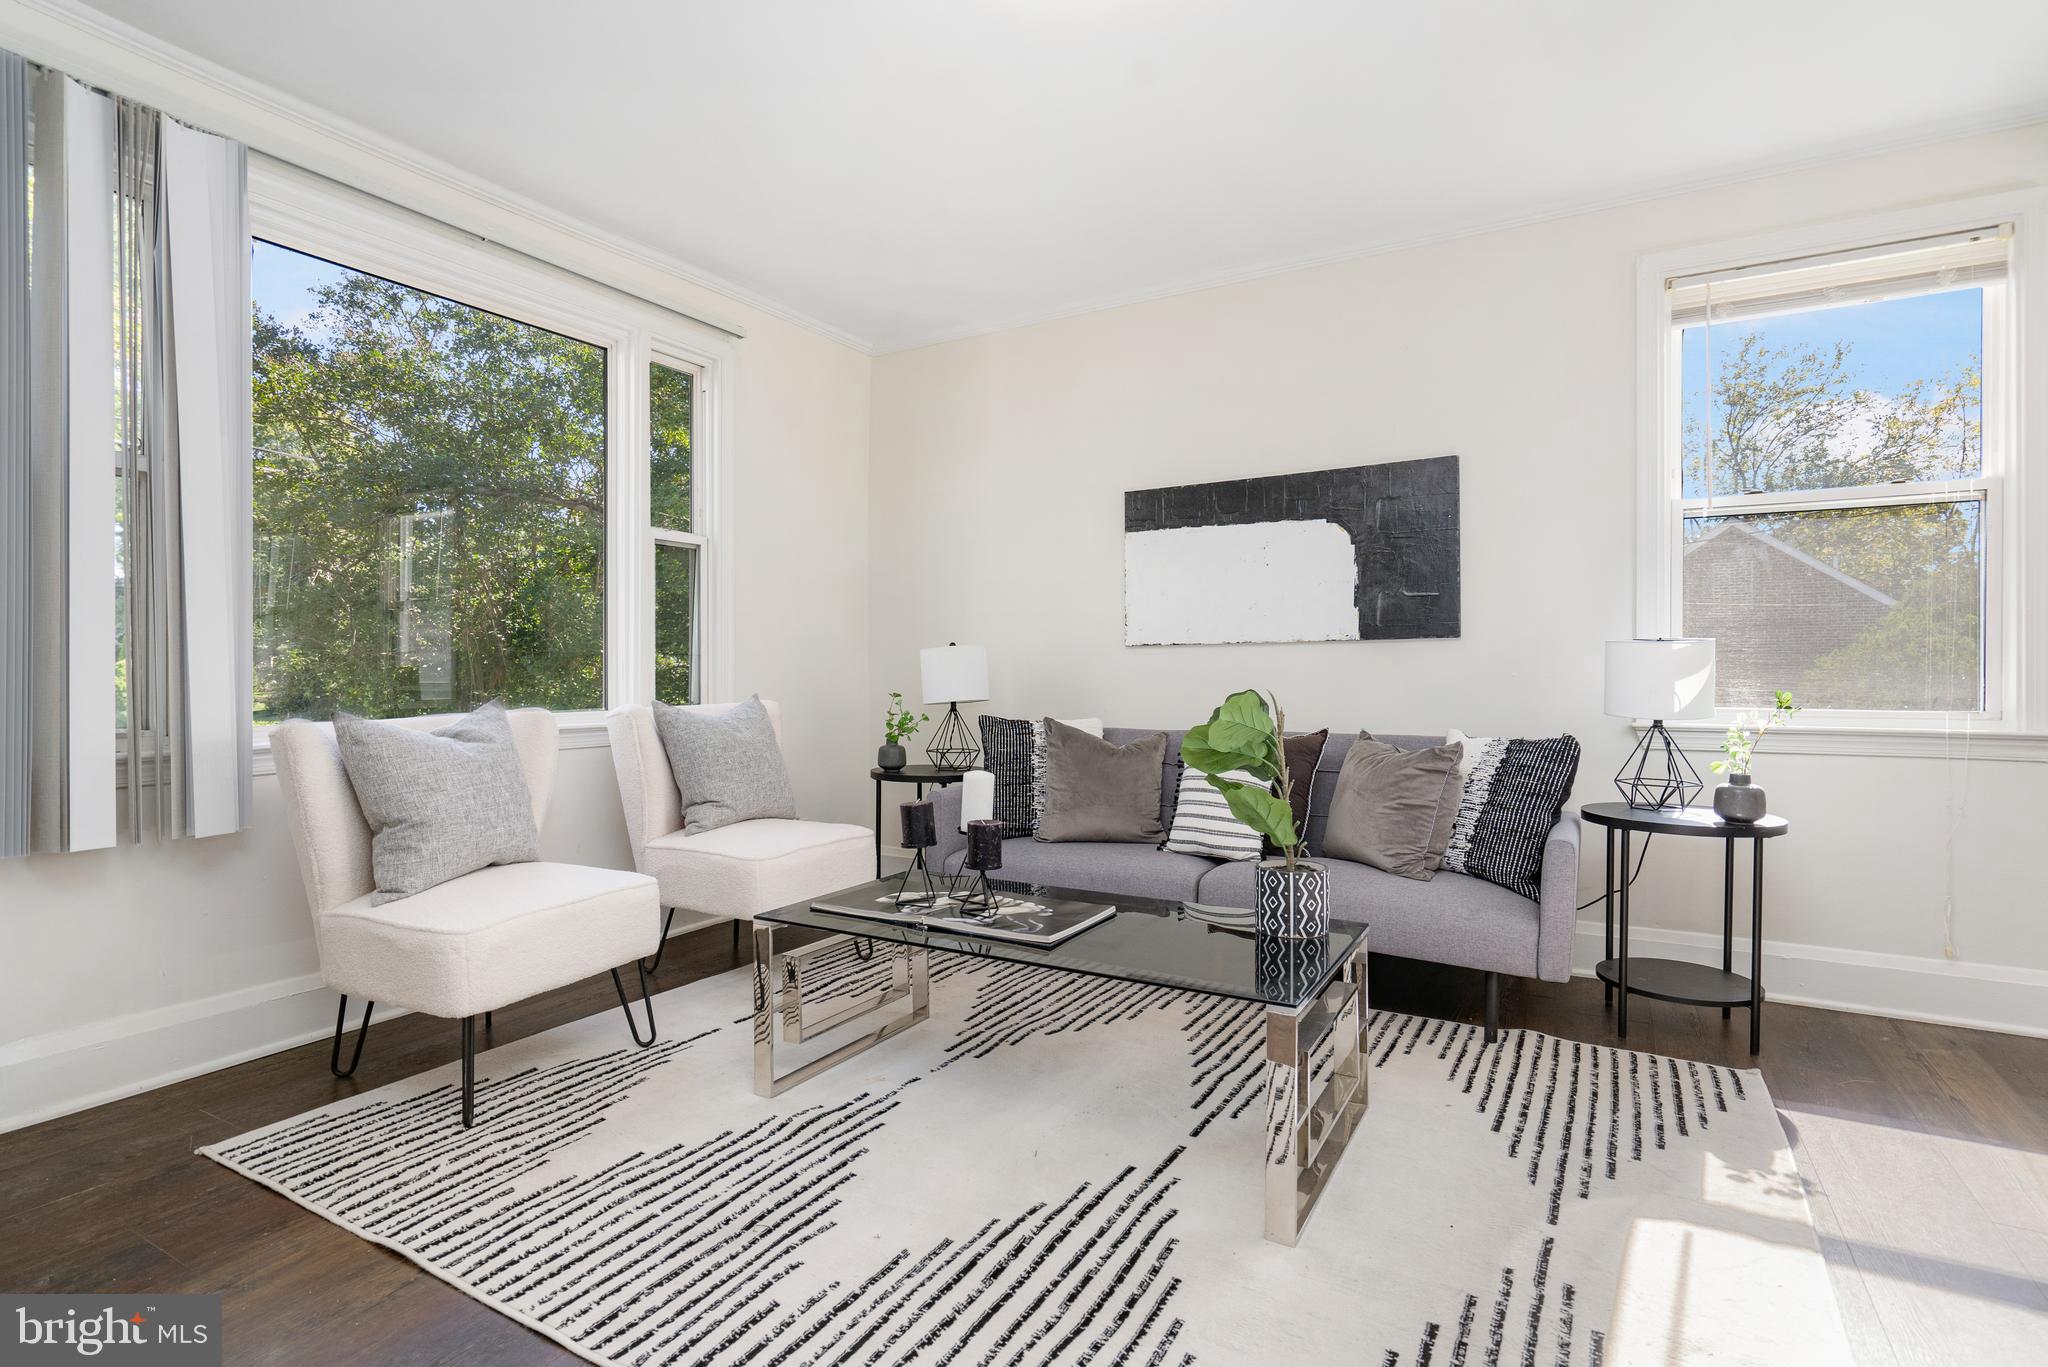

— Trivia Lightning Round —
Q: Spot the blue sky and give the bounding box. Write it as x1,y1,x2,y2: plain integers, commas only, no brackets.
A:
1683,287,1981,409
253,239,350,342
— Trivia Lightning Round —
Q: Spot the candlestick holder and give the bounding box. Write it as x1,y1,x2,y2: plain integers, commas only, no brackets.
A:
954,818,1006,912
890,800,944,907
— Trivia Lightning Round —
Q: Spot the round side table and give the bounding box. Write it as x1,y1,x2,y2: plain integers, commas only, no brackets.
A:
1579,802,1789,1055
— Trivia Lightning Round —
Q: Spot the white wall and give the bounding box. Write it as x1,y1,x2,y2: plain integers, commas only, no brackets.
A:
868,123,2048,1038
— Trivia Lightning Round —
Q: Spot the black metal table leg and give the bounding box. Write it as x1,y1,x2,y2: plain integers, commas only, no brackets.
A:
1616,829,1631,1038
873,778,883,878
1722,839,1735,1020
1603,824,1615,1007
461,1016,476,1127
1750,837,1765,1055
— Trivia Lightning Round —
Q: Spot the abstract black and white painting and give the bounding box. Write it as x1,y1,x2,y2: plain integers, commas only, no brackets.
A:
1122,455,1461,645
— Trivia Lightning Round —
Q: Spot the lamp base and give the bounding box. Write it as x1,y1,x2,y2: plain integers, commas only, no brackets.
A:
1614,720,1703,811
925,702,980,770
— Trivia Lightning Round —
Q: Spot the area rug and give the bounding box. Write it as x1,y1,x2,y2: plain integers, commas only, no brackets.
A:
202,947,1852,1366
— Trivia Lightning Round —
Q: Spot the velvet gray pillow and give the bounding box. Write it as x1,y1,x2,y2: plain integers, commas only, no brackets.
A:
1320,734,1464,880
333,700,540,904
1035,720,1166,843
653,694,798,836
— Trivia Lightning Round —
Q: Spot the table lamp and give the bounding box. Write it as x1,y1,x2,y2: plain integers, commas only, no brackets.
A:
920,642,988,769
1605,638,1716,810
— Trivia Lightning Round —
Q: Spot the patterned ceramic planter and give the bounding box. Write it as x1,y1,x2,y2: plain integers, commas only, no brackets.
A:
877,743,907,771
1254,859,1329,940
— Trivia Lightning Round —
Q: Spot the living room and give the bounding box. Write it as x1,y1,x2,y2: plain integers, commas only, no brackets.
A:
2,3,2044,1364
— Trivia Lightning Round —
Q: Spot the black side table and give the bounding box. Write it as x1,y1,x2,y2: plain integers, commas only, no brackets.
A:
1580,802,1789,1055
871,764,969,876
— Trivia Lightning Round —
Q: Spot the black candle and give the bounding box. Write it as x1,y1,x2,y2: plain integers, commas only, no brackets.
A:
900,799,937,849
965,819,1005,871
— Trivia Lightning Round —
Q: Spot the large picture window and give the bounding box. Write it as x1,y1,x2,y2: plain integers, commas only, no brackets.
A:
244,167,733,740
251,240,609,721
1661,227,2010,718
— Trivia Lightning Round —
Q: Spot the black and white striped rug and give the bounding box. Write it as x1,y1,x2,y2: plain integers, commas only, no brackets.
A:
202,948,1850,1366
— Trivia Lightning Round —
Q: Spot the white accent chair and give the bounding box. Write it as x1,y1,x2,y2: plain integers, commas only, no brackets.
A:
270,707,662,1126
606,701,871,966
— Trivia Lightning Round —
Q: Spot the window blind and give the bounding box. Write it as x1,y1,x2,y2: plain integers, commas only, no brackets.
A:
1669,227,2010,327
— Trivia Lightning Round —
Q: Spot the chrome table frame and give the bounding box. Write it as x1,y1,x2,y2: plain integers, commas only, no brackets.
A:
752,923,929,1098
1263,938,1370,1246
751,916,1368,1246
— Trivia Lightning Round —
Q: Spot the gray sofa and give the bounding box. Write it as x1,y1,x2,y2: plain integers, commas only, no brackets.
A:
927,727,1581,1040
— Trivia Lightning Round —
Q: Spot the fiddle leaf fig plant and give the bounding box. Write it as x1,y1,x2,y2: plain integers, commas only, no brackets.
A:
1180,688,1304,871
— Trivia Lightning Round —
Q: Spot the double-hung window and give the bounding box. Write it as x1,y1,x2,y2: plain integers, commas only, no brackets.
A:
1646,218,2021,726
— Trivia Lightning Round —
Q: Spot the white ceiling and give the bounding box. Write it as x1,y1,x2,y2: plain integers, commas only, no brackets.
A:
66,0,2048,352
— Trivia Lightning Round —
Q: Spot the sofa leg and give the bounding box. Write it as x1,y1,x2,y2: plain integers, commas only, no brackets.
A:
612,962,659,1047
640,906,679,974
461,1016,476,1128
330,995,374,1078
1484,972,1500,1045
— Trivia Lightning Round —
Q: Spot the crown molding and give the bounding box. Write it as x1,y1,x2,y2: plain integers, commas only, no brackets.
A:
877,103,2048,355
0,0,879,354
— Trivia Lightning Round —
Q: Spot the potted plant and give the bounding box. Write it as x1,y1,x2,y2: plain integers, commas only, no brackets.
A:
878,692,926,771
1710,691,1796,823
1182,689,1327,939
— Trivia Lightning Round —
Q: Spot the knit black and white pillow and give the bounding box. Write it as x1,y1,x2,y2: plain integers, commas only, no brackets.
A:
978,714,1104,838
1162,765,1265,862
1441,730,1580,902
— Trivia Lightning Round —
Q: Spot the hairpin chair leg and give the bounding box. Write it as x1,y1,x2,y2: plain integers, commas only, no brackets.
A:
612,962,659,1047
461,1016,476,1128
330,996,374,1078
640,906,679,973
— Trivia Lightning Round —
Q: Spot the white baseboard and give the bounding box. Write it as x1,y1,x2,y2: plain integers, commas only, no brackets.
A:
1571,919,2048,1039
0,913,746,1135
0,973,398,1135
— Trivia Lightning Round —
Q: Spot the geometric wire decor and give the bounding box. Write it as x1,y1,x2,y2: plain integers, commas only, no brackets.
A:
924,703,979,769
1613,720,1703,810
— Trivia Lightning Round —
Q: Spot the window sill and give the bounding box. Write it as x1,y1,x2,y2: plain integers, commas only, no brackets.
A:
120,714,616,787
1637,719,2048,763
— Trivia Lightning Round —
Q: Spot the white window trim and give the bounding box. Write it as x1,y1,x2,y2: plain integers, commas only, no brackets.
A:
244,158,736,769
1634,189,2048,760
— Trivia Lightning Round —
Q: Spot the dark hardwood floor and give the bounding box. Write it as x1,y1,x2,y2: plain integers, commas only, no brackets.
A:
2,929,2043,1365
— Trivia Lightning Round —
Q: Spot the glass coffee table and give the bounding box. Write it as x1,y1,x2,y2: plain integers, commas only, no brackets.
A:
751,879,1370,1246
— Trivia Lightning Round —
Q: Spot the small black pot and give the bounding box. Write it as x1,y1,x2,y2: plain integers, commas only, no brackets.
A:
877,743,907,771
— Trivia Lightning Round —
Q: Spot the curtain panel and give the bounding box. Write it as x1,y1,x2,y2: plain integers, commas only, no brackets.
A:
2,49,252,857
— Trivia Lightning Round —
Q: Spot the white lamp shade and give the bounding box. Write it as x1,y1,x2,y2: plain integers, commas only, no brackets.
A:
1604,639,1717,720
919,644,989,705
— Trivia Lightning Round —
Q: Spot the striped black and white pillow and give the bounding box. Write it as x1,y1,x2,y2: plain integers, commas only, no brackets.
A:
1162,765,1265,862
1441,730,1581,901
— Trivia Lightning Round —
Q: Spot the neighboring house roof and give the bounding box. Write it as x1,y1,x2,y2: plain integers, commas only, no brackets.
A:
1684,520,1898,609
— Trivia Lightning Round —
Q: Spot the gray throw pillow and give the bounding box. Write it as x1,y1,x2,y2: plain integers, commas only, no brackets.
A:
333,700,541,904
653,694,798,836
1035,720,1166,843
1320,734,1465,881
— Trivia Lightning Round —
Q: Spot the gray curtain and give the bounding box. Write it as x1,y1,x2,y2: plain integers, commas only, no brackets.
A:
0,51,25,858
4,50,252,856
